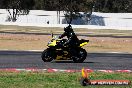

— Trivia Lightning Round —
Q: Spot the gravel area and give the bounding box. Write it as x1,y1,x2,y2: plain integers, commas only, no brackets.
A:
0,33,132,53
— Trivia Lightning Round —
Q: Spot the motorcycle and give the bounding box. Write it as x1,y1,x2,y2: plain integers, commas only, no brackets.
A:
41,32,89,63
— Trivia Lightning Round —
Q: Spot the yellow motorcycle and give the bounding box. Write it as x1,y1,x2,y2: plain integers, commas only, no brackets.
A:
41,35,89,63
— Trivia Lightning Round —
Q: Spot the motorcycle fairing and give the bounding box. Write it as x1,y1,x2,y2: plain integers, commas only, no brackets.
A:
80,42,89,47
48,40,56,46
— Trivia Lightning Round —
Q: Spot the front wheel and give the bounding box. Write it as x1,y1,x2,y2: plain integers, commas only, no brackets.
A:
41,49,55,62
72,48,87,63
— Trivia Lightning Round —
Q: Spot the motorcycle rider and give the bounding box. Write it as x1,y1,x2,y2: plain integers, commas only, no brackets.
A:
59,24,79,48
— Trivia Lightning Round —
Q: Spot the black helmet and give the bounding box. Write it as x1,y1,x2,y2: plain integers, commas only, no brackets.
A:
64,25,73,32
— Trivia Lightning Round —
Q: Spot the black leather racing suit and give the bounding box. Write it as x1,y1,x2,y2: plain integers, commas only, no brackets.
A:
59,25,79,47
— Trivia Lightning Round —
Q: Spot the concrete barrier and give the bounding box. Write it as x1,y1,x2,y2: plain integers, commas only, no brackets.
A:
0,9,132,30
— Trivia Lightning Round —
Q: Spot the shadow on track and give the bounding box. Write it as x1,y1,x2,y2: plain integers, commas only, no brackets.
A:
52,60,95,63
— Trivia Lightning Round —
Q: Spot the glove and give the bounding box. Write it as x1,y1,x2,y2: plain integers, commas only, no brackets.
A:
58,36,61,39
63,42,68,47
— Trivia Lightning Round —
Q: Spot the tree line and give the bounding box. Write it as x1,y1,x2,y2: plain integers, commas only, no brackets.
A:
0,0,132,12
0,0,94,22
0,0,131,22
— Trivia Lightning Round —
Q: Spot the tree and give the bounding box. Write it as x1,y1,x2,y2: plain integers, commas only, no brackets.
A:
2,0,34,22
56,0,95,24
33,0,44,10
94,0,132,13
112,0,132,12
39,0,95,24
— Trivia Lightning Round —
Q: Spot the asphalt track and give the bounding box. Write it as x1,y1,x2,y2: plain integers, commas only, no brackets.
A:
0,51,132,70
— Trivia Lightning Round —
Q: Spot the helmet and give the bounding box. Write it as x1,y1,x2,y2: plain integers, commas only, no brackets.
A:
64,25,73,32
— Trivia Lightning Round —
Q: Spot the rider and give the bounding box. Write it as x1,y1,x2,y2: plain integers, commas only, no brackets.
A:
59,24,79,47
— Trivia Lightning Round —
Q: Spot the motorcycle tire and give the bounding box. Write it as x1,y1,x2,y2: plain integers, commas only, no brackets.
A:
41,48,55,62
72,48,87,63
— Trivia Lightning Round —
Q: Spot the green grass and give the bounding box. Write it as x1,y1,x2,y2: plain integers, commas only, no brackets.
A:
0,72,131,88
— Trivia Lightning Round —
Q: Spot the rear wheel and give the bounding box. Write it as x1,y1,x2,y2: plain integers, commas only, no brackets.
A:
72,48,87,63
41,49,55,62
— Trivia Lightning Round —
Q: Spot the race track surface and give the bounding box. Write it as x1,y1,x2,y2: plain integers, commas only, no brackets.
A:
0,51,132,70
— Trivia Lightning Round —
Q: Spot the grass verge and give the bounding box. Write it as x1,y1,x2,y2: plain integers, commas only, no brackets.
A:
0,72,131,88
